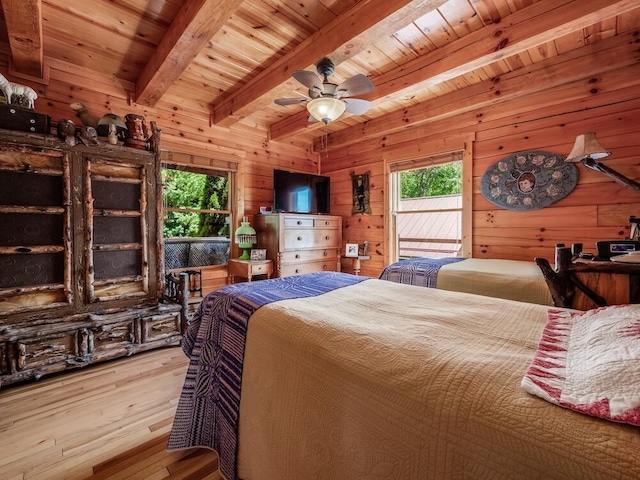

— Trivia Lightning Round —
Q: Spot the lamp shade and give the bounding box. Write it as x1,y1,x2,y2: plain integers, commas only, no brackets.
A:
307,97,346,124
234,217,257,260
565,133,611,163
98,113,127,144
98,113,127,129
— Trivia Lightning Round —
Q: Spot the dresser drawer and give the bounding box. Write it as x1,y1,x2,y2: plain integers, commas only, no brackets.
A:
90,320,136,352
283,229,339,250
280,260,337,277
280,248,337,264
284,216,315,228
13,330,79,371
140,311,181,343
249,262,271,275
314,218,340,228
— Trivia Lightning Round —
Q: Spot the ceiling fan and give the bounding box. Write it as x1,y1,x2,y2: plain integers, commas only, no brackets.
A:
274,57,375,124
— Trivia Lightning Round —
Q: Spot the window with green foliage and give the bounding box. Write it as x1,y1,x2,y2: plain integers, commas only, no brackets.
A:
162,164,233,269
401,162,462,198
390,152,463,261
162,168,230,238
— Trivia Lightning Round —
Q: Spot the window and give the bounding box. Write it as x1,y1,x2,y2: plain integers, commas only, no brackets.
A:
389,151,464,262
161,153,236,270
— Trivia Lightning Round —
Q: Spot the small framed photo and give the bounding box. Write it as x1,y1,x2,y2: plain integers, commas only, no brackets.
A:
250,249,267,261
345,243,359,257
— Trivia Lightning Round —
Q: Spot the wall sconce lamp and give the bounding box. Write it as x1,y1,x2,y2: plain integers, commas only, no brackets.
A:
234,216,257,260
565,133,640,193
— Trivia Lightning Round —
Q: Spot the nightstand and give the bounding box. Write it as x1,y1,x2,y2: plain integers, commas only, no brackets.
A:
228,259,273,284
341,255,370,276
536,246,640,309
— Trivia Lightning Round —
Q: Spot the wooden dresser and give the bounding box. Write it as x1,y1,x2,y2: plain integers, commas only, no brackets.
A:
253,213,342,277
0,126,185,387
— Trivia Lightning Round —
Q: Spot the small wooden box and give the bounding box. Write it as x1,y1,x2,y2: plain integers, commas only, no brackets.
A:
0,104,51,134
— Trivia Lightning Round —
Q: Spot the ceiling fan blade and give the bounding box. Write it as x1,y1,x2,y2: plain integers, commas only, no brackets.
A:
343,98,371,115
336,74,374,98
274,97,308,106
291,70,323,92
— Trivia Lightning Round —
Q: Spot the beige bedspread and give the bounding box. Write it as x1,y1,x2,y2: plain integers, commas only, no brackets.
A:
236,279,638,479
437,258,554,305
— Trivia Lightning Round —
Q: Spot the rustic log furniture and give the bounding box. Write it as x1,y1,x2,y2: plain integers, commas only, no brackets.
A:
0,125,186,387
535,246,640,310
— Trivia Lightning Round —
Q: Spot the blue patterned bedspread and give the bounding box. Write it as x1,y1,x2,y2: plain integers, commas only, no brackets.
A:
379,257,466,287
167,271,369,480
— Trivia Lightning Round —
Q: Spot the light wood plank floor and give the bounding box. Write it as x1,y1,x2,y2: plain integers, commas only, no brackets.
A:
0,347,221,480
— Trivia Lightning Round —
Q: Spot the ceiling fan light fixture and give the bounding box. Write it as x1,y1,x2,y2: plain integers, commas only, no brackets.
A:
307,97,346,124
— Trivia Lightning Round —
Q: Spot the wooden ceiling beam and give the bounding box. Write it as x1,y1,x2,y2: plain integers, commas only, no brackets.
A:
271,0,636,142
135,0,244,107
314,29,640,153
1,0,43,78
210,0,449,128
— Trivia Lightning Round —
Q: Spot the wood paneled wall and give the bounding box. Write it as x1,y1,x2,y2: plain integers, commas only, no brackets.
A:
323,68,640,278
3,54,639,287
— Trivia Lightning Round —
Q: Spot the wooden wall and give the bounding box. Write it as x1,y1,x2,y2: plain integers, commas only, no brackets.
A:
323,70,640,278
2,51,639,290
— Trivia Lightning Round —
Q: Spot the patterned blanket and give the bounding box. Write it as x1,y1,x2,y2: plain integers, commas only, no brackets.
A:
522,304,640,426
167,272,369,480
378,256,466,287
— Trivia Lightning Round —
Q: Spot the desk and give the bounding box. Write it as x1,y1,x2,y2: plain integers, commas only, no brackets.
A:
536,247,640,309
342,255,370,276
228,259,273,284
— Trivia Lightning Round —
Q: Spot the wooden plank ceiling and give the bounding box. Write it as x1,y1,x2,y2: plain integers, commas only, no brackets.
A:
0,0,638,152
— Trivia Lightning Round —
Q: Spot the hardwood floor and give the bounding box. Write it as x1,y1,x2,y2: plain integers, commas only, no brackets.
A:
0,347,221,480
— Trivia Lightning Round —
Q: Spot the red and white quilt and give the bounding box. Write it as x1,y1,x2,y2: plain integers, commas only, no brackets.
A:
522,304,640,426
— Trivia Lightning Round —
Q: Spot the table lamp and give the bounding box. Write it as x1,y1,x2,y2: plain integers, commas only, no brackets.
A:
234,216,257,260
98,113,127,145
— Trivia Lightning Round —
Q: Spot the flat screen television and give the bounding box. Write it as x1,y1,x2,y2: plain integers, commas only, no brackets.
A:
273,169,330,214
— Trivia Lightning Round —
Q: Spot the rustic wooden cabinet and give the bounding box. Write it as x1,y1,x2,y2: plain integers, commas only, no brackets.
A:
253,213,342,277
0,127,183,387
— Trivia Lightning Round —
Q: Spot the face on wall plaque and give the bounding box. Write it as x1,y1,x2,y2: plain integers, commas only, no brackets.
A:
480,150,579,211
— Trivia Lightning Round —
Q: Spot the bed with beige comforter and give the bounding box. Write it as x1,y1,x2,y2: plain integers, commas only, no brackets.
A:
379,257,554,305
168,271,639,480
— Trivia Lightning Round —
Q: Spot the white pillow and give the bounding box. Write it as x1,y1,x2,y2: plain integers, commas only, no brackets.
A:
522,304,640,426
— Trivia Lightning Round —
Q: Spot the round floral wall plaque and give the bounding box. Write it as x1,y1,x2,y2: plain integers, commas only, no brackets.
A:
480,150,578,210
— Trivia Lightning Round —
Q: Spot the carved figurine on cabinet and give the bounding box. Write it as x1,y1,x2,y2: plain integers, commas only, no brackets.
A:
0,73,38,109
57,119,78,146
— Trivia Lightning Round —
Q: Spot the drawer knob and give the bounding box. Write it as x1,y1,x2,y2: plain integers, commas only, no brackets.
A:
297,220,302,225
295,254,300,259
297,236,302,241
325,236,330,240
323,251,327,257
295,269,300,273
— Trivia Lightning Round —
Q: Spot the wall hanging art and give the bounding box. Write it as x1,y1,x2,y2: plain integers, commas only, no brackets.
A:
480,150,578,211
351,171,371,215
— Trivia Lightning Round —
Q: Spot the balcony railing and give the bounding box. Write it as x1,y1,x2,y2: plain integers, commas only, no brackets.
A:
164,237,230,269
